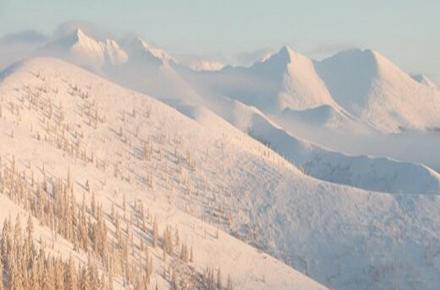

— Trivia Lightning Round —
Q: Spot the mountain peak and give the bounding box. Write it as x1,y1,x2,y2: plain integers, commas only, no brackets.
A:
279,45,294,56
255,46,306,69
74,28,86,39
68,28,97,45
41,27,128,67
47,27,102,52
319,48,380,77
267,46,299,64
127,37,175,64
130,36,148,49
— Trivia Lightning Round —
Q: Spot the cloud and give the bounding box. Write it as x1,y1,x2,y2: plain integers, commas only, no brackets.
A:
233,48,273,66
0,30,47,45
302,42,356,59
52,20,115,41
0,30,48,70
0,44,35,70
432,74,440,86
175,53,226,71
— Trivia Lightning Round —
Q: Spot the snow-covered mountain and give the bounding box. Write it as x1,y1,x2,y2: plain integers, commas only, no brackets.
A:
37,28,440,134
31,30,440,192
225,101,440,194
41,28,128,69
2,57,440,290
122,37,177,65
2,17,440,290
193,46,344,114
174,44,440,134
0,57,328,290
316,49,440,132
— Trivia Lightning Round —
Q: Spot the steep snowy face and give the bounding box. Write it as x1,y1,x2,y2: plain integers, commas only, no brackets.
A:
272,46,339,111
42,28,128,68
315,49,379,116
316,49,440,132
102,38,128,65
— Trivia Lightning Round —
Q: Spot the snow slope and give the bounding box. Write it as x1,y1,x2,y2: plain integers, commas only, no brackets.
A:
0,57,327,290
2,58,440,290
206,98,440,194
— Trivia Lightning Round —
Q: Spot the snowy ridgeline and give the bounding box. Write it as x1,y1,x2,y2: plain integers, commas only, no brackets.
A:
0,58,327,290
35,28,440,134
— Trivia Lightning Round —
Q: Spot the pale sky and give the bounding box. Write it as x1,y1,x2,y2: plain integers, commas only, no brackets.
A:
0,0,439,81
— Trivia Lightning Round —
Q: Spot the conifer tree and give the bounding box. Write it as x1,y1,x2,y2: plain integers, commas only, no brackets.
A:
0,260,4,290
216,268,222,290
26,215,33,244
153,218,159,248
189,246,194,263
64,257,78,290
226,274,233,290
